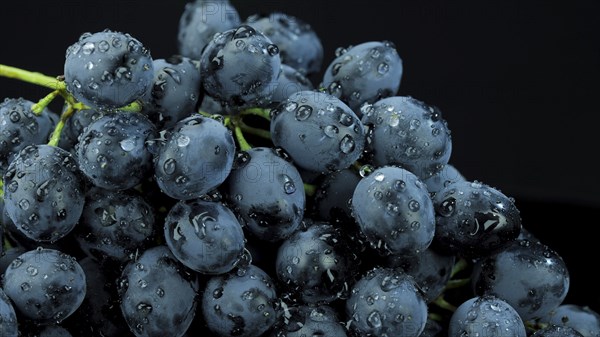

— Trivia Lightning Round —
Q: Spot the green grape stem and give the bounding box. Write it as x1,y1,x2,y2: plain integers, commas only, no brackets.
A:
47,105,76,147
450,258,469,278
232,117,252,151
241,107,271,121
0,179,4,200
118,100,143,113
197,110,213,117
428,312,444,322
0,64,66,91
445,278,471,290
432,295,458,312
31,90,61,115
304,183,317,197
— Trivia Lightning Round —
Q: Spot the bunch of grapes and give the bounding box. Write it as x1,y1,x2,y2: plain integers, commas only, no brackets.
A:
0,1,598,336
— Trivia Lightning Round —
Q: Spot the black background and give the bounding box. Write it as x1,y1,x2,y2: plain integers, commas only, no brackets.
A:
1,0,599,312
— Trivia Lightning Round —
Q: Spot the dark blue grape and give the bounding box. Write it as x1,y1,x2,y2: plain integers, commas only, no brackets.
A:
275,222,359,304
269,64,314,105
200,25,281,109
141,55,202,129
542,305,600,337
153,114,235,200
351,166,436,255
177,0,241,60
448,295,527,337
118,245,199,337
345,267,428,337
472,239,570,321
201,264,280,337
164,199,245,274
386,247,455,303
0,98,57,175
3,144,85,242
0,288,18,337
225,147,305,242
433,180,522,258
2,248,86,323
245,12,324,75
74,187,156,263
361,96,452,179
533,325,585,337
270,90,366,173
76,111,157,190
64,30,154,110
321,41,402,113
268,304,348,337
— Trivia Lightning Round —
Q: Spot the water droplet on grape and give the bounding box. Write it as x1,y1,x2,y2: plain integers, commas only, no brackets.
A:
18,199,30,210
120,138,136,151
98,40,110,52
177,134,190,147
324,125,339,137
267,44,279,56
339,135,355,154
377,62,389,74
82,42,95,55
137,303,153,316
26,266,38,276
438,197,456,217
20,282,31,292
284,101,298,112
367,311,383,328
282,175,296,194
9,110,21,122
408,200,420,212
295,105,312,121
328,81,343,97
163,158,176,175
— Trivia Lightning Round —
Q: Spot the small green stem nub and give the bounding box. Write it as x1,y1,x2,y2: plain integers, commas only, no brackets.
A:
428,312,444,322
0,179,4,200
304,183,317,197
118,100,143,113
31,90,61,115
48,105,76,147
0,64,66,91
3,237,12,250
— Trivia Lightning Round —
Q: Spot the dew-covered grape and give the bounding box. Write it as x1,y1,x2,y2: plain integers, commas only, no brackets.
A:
270,90,366,173
351,166,436,256
64,30,154,109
